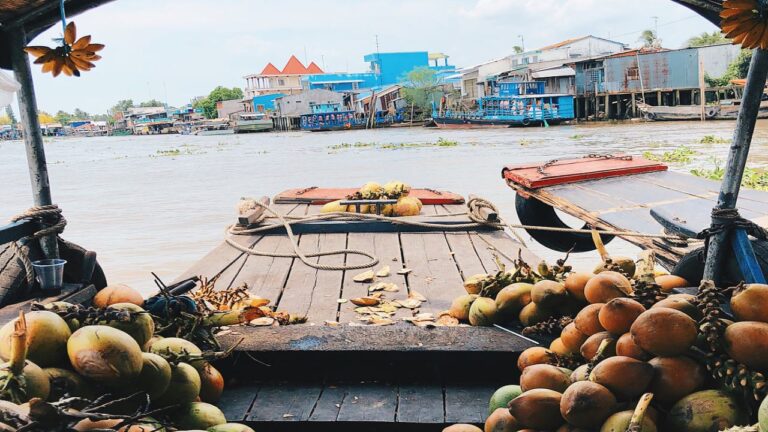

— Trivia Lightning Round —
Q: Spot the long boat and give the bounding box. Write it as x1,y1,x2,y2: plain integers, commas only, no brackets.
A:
432,81,575,128
299,102,398,132
233,112,273,133
638,100,768,121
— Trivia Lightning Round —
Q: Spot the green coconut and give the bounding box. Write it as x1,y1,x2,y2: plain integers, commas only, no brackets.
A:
495,283,533,321
153,362,200,407
103,303,155,348
0,360,50,402
600,410,657,432
759,394,768,432
207,424,256,432
44,367,93,400
67,325,143,386
488,384,522,415
449,294,478,321
0,311,71,367
173,402,227,429
531,280,569,309
136,352,172,400
149,337,204,369
468,297,498,326
45,301,81,332
665,390,749,432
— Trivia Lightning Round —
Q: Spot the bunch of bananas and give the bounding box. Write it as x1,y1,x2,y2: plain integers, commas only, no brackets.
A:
24,22,104,77
721,0,768,49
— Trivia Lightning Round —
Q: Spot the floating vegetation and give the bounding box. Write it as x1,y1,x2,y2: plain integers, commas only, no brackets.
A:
642,146,698,163
691,159,768,191
152,147,205,157
520,139,531,146
699,135,730,144
570,134,586,140
328,137,458,152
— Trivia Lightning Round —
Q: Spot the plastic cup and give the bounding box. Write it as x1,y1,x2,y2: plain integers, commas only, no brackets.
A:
31,259,67,293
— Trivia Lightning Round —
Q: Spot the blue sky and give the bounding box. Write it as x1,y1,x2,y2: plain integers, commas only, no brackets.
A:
22,0,719,114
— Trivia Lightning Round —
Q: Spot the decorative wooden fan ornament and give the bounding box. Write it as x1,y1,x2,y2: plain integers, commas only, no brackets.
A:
24,22,104,77
721,0,768,49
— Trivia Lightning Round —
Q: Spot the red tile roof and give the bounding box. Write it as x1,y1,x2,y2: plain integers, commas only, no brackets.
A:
281,55,309,75
306,61,324,74
260,62,281,75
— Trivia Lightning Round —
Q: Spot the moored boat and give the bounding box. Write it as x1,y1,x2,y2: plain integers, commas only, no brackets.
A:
299,102,397,131
233,112,273,133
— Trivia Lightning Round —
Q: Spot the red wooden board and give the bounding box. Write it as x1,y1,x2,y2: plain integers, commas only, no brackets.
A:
502,155,668,189
273,188,466,205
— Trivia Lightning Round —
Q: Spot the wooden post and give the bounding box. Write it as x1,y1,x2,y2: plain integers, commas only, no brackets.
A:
410,103,414,127
605,94,610,119
702,48,768,282
631,93,637,117
10,28,58,259
674,89,680,106
699,52,706,121
656,91,662,106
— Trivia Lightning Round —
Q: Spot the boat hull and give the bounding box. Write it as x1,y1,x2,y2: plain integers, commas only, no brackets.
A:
432,117,556,128
234,120,273,133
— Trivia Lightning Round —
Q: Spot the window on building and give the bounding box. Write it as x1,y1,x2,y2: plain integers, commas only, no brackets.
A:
278,79,285,86
296,100,302,103
523,58,529,64
626,66,640,81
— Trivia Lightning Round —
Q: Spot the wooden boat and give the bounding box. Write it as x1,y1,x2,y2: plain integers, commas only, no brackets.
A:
193,120,234,135
234,112,273,133
174,187,538,430
433,81,575,128
637,100,768,121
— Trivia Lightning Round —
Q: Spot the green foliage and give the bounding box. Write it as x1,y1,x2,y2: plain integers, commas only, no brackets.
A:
642,146,698,163
72,108,89,120
686,31,727,47
705,49,752,87
5,106,16,125
328,137,458,152
194,86,244,119
691,160,768,191
699,135,730,144
109,99,134,117
401,67,442,116
513,46,523,54
570,134,585,140
639,30,661,48
139,99,165,107
54,110,71,124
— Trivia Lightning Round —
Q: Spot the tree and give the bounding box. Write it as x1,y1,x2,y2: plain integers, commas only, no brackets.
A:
639,29,661,48
109,99,134,117
0,115,10,125
38,111,56,124
705,49,752,87
686,31,727,47
54,110,72,124
513,46,523,54
5,106,16,126
193,86,244,119
139,99,165,107
72,108,89,120
401,67,442,116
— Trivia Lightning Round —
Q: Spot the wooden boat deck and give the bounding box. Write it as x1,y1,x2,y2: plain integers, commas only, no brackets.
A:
507,170,768,269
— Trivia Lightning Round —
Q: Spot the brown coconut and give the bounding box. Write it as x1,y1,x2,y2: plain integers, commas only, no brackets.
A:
584,272,632,304
449,294,478,321
517,347,555,372
648,356,707,406
570,364,590,382
549,338,574,356
484,408,518,432
531,280,569,309
560,381,617,429
615,332,651,361
93,283,144,308
724,321,768,371
630,308,697,356
580,331,616,360
199,363,225,404
574,303,606,336
518,302,551,326
589,356,654,400
508,388,563,430
731,283,768,323
651,297,701,320
564,272,592,302
560,322,589,353
520,364,571,393
655,275,690,293
598,298,646,335
495,283,533,321
443,425,482,432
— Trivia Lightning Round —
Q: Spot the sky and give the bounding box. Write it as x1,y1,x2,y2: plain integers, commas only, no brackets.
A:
17,0,720,115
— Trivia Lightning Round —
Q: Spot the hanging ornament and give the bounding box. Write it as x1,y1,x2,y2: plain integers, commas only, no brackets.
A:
24,22,104,77
721,0,768,49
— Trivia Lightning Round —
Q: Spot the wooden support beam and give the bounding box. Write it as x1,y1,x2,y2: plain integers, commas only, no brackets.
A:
605,94,610,119
631,93,637,117
703,48,768,283
9,28,58,259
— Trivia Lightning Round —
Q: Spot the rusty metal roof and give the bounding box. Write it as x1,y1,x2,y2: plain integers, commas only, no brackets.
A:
0,0,114,69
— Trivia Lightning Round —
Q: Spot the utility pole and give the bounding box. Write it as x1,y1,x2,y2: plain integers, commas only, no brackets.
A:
652,16,659,38
375,35,381,86
518,35,525,52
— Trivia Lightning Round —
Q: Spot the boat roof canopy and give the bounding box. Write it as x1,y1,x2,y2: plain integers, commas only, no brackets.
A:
0,0,115,70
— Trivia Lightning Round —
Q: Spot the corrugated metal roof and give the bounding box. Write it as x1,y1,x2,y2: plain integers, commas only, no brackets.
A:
532,67,576,78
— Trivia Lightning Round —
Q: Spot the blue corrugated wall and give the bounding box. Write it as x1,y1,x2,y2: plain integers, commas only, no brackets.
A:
603,49,699,93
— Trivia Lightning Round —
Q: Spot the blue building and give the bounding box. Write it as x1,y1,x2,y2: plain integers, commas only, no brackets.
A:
304,51,456,92
252,93,285,112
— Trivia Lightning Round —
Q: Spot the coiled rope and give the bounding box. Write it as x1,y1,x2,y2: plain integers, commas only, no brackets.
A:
9,205,67,286
226,197,684,272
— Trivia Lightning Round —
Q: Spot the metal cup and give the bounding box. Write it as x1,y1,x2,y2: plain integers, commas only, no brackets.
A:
31,259,67,293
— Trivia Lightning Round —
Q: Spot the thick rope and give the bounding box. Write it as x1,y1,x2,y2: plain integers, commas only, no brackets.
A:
697,207,768,259
9,205,67,286
226,197,685,272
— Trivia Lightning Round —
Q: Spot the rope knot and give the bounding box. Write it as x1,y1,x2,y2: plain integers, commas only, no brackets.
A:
9,204,67,288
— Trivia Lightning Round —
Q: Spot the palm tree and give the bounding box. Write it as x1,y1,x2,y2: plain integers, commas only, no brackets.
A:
639,30,661,48
686,31,727,47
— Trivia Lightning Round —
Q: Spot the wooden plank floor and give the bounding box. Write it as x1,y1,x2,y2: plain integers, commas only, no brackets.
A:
508,171,768,269
220,380,496,427
176,202,539,353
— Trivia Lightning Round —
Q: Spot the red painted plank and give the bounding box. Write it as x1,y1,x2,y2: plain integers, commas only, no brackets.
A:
273,188,465,205
502,155,667,189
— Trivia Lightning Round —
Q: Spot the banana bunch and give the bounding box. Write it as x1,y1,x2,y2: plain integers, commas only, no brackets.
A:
721,0,768,49
24,22,104,77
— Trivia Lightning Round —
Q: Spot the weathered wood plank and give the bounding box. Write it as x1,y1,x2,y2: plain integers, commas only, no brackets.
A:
444,383,495,424
217,324,537,353
219,384,259,422
308,384,347,422
338,232,409,324
435,205,489,279
336,382,397,423
396,384,445,424
247,381,323,422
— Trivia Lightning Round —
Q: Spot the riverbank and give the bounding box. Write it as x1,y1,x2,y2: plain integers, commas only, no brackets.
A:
2,121,766,294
